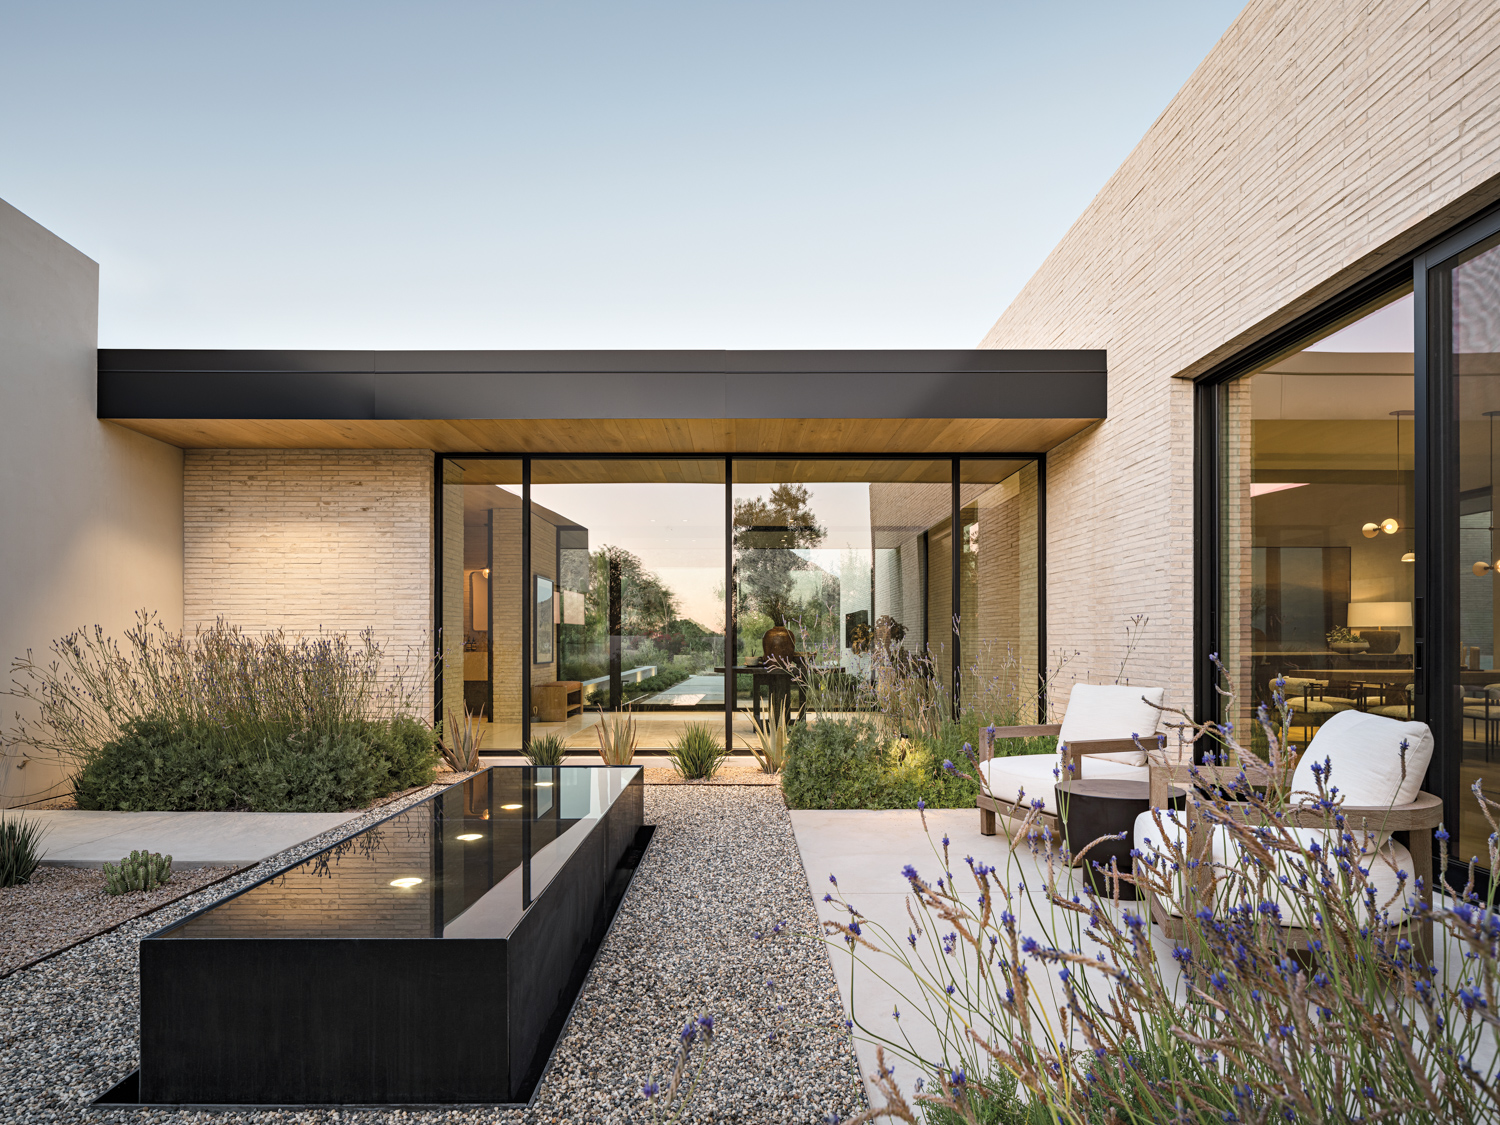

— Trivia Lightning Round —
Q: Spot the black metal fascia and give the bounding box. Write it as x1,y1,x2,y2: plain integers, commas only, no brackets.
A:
96,349,1107,422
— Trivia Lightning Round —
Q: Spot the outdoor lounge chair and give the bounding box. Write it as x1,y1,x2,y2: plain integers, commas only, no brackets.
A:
978,683,1180,839
1134,707,1441,953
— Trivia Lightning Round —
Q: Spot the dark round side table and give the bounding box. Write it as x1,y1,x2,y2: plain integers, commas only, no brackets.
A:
1054,779,1186,900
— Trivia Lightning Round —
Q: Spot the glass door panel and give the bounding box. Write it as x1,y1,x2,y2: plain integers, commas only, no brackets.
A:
960,460,1041,723
730,459,951,744
440,458,524,750
531,459,726,753
1216,290,1415,757
1452,231,1500,861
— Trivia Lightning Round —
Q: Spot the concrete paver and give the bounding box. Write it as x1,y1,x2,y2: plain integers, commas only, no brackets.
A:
25,809,364,868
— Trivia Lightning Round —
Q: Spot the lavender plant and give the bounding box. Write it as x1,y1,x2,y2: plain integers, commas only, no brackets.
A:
640,1014,717,1122
824,681,1500,1124
6,612,431,773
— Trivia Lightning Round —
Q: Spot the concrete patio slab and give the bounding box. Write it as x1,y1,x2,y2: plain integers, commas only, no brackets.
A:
790,808,1179,1110
26,809,364,869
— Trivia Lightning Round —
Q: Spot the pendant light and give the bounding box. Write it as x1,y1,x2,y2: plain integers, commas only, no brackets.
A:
1365,410,1409,538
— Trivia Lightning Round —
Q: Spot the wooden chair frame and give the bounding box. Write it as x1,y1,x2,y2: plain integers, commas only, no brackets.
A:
977,724,1151,839
1142,758,1442,955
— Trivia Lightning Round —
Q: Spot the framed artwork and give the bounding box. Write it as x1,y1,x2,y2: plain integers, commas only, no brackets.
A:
534,575,554,664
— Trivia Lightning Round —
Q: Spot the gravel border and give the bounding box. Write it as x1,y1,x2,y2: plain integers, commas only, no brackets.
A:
1,784,866,1123
0,864,243,978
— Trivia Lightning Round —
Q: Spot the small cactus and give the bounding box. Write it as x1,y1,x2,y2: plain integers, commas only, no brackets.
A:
103,850,173,895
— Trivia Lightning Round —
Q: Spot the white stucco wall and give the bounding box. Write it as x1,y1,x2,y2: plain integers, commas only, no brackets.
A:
0,198,184,806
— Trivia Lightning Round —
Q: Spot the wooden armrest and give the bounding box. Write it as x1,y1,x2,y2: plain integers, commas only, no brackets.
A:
1069,737,1153,757
982,724,1061,760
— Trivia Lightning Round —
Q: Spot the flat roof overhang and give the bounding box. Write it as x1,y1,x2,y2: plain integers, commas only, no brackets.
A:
97,349,1106,454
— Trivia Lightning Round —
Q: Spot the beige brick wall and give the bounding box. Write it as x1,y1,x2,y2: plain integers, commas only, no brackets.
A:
981,0,1500,714
184,450,433,671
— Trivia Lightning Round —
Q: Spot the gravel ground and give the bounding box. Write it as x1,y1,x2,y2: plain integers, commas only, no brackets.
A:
0,784,865,1123
0,864,241,977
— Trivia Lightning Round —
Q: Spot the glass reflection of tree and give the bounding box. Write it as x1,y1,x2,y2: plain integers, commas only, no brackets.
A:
734,484,834,641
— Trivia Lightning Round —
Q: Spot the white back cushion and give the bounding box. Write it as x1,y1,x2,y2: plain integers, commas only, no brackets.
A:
1291,708,1433,808
1057,685,1166,767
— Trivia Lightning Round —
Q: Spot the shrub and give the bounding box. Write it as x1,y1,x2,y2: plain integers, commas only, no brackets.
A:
623,666,693,700
666,722,728,780
0,814,45,887
73,715,437,813
780,718,1052,810
441,709,482,773
526,733,568,767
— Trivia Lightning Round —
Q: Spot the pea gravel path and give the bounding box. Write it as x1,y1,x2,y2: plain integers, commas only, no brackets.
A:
0,784,867,1123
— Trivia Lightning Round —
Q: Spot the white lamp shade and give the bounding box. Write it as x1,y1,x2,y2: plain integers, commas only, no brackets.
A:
1347,601,1413,628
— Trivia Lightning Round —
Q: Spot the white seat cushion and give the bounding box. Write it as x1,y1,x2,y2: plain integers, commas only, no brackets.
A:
1056,683,1167,768
1293,707,1433,809
1132,808,1417,922
980,753,1146,816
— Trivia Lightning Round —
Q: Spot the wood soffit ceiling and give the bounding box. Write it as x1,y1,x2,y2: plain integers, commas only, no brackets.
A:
103,416,1100,455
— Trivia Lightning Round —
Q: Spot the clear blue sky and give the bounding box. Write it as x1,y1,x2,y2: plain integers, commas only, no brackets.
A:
0,2,1245,350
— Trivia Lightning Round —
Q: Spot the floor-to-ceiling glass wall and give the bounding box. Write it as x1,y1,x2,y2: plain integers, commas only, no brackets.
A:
442,455,1042,755
440,459,525,749
1215,288,1416,752
1449,230,1500,861
530,459,727,753
729,460,954,745
960,460,1042,724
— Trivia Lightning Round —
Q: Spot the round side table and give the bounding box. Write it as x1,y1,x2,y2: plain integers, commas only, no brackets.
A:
1054,779,1185,900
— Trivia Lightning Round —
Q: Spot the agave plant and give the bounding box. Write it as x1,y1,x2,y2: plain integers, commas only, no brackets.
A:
596,707,639,766
0,813,46,888
441,708,482,773
749,708,790,773
526,732,568,767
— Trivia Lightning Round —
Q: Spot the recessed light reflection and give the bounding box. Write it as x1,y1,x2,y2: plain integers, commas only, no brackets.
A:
535,781,554,788
389,877,423,888
501,803,523,810
455,833,483,841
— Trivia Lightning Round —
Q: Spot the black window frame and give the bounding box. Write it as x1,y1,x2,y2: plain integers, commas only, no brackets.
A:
1194,200,1500,893
434,451,1049,753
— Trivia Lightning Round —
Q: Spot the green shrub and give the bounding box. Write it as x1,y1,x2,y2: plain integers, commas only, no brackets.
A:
74,715,438,813
780,718,1055,810
666,722,728,780
0,814,46,887
623,666,693,700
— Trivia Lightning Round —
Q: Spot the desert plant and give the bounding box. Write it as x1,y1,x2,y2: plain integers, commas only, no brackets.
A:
666,722,728,780
442,708,482,773
102,849,172,895
0,813,46,887
596,707,639,766
748,708,790,773
526,732,568,767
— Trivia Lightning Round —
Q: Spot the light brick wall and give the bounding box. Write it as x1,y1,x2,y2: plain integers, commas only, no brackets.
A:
981,0,1500,714
183,450,433,667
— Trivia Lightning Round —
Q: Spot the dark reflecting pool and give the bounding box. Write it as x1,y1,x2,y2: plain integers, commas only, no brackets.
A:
116,766,645,1108
164,766,635,941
